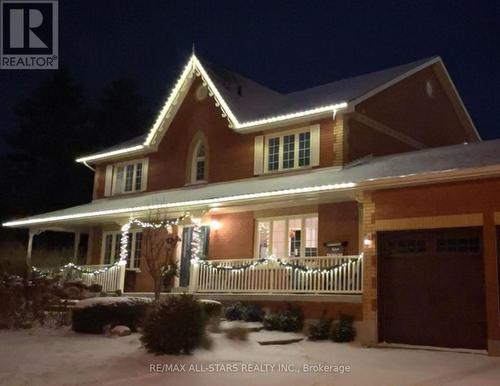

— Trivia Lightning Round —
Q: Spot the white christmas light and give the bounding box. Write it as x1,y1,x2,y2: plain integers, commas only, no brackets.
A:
76,145,145,163
2,182,356,227
76,54,348,163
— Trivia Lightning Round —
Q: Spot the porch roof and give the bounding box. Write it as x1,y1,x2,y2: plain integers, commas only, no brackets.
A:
5,139,500,229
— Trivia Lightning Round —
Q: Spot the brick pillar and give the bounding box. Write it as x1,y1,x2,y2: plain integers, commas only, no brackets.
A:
358,191,378,345
332,114,345,167
482,211,500,356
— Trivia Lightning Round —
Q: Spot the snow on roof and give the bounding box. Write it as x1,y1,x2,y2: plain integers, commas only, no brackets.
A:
5,139,500,228
201,56,438,123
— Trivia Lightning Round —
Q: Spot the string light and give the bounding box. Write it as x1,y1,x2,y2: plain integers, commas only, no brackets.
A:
191,253,363,274
32,262,120,277
118,215,187,266
76,53,348,162
33,215,189,277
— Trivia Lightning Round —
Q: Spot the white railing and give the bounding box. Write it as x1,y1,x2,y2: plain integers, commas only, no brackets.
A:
189,255,363,294
79,264,126,293
36,263,126,293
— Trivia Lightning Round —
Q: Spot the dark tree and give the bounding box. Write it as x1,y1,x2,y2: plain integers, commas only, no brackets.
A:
92,78,151,147
1,70,93,221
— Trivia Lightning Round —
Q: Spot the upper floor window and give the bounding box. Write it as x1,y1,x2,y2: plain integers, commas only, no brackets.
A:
107,159,148,196
255,125,319,175
193,142,206,182
189,135,208,184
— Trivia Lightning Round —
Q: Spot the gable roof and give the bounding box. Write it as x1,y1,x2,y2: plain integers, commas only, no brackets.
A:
8,139,500,228
76,54,477,163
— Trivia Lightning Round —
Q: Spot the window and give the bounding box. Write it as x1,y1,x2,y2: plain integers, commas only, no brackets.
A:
436,237,480,253
101,230,142,269
265,129,313,172
112,159,147,195
255,215,318,258
191,140,207,183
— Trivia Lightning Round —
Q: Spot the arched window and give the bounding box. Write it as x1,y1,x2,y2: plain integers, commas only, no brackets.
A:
191,140,206,183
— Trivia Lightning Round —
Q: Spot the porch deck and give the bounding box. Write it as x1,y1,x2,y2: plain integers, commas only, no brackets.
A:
38,255,363,296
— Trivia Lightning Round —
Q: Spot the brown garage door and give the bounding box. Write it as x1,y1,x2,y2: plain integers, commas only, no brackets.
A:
378,227,486,349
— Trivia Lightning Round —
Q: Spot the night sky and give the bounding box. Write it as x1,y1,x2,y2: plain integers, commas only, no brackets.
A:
0,0,499,153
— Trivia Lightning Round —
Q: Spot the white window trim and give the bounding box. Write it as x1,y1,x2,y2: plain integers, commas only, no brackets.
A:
263,125,318,174
254,213,318,259
101,229,143,270
190,142,207,184
111,158,148,196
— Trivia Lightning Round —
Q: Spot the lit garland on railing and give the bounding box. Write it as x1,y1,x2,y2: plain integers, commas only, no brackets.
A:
191,253,363,274
33,215,189,277
32,262,120,277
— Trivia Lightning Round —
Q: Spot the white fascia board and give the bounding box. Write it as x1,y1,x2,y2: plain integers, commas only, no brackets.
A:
2,182,357,227
76,145,145,163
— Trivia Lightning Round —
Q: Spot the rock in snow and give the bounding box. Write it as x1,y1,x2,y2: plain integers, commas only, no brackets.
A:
110,325,131,337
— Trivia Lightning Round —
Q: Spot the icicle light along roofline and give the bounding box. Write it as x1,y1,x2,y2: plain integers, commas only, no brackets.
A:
2,182,356,227
75,54,347,163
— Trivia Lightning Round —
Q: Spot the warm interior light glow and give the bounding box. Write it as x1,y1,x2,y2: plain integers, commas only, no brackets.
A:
210,220,221,230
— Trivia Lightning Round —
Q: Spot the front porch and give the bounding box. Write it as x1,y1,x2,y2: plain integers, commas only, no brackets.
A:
38,254,363,299
189,255,363,294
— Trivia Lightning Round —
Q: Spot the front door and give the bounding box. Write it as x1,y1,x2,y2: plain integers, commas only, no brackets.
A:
179,226,209,287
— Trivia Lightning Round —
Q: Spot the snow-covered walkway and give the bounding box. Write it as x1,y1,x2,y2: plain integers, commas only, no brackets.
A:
0,327,499,386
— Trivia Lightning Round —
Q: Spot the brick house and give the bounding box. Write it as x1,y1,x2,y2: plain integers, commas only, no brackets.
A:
4,54,500,355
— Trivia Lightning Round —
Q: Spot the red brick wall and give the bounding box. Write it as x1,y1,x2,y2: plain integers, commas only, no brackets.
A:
86,226,102,265
91,79,337,199
355,64,476,147
208,212,255,259
318,202,359,255
92,165,105,200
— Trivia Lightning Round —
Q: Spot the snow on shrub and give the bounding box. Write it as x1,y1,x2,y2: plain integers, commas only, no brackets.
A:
263,308,304,332
308,316,333,341
199,299,222,319
224,302,262,321
72,297,151,334
331,314,356,342
141,295,208,355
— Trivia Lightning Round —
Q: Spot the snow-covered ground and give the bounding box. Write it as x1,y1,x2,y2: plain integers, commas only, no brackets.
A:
0,327,499,386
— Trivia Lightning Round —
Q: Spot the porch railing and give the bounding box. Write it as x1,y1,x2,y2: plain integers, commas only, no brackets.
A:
36,263,126,293
78,264,126,293
189,255,363,294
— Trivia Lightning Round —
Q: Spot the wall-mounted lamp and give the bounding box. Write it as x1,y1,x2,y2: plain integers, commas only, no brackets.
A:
210,220,221,231
363,234,373,248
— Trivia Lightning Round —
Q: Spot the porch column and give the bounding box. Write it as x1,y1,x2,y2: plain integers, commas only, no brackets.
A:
26,228,42,280
73,232,81,263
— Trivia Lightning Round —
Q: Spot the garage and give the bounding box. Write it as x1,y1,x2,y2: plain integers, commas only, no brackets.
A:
377,227,487,349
